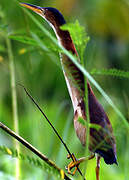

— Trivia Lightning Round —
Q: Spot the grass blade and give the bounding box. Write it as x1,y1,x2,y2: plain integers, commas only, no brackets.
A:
91,68,129,79
6,36,20,179
22,9,129,130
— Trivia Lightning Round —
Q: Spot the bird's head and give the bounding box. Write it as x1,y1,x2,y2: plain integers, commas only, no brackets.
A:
20,3,66,28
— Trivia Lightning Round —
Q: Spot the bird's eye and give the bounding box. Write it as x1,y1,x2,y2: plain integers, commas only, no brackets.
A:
42,9,46,15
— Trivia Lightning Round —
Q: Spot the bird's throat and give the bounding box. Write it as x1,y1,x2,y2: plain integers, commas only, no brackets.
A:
55,27,78,55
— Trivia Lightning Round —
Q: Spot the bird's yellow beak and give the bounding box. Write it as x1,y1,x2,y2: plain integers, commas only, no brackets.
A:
20,3,42,14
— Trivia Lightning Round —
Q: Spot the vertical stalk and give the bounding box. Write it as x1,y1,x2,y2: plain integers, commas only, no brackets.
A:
84,78,90,178
6,37,20,180
81,55,90,178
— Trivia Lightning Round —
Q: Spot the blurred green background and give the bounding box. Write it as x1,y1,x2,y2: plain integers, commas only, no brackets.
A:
0,0,129,179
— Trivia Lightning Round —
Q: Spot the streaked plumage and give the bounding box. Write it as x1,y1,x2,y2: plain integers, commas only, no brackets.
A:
21,2,117,175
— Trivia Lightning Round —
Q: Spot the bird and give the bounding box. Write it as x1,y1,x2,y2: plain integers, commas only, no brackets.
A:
20,3,117,180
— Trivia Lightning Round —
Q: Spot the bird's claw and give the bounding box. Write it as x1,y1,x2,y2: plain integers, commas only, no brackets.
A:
66,153,80,175
66,153,95,175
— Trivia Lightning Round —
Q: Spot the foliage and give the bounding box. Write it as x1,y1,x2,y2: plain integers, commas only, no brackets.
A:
91,68,129,79
0,146,61,179
61,20,90,63
9,35,60,53
0,0,129,180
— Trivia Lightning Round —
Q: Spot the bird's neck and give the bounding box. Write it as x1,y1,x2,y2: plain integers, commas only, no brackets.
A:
52,25,86,113
54,27,78,55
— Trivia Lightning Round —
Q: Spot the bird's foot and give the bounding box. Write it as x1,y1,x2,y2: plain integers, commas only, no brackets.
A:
66,153,95,175
65,153,80,175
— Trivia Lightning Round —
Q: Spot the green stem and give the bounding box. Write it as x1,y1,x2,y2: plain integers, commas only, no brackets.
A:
23,9,128,130
0,122,71,180
84,80,90,177
6,37,20,179
80,50,90,177
21,85,85,179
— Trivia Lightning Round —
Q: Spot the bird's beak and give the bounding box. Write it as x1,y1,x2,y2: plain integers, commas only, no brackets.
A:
20,3,43,14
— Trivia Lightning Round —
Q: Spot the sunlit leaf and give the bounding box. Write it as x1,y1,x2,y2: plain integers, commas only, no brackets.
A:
61,20,90,63
25,9,128,129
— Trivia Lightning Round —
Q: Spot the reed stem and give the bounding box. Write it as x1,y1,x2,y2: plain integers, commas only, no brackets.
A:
6,37,20,180
0,122,71,180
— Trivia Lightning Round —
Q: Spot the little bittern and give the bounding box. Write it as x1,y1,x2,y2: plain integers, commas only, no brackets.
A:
21,3,117,180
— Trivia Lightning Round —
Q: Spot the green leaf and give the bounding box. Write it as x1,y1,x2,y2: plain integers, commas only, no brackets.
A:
9,35,39,46
9,34,60,53
78,117,86,126
0,146,61,179
91,68,129,79
24,9,129,130
61,20,90,63
77,118,102,131
89,123,101,131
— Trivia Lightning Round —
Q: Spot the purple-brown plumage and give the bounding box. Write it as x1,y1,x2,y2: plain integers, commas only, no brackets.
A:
21,3,117,178
74,83,117,164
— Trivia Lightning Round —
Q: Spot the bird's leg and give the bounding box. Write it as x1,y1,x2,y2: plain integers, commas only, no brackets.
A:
66,153,95,175
96,155,101,180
